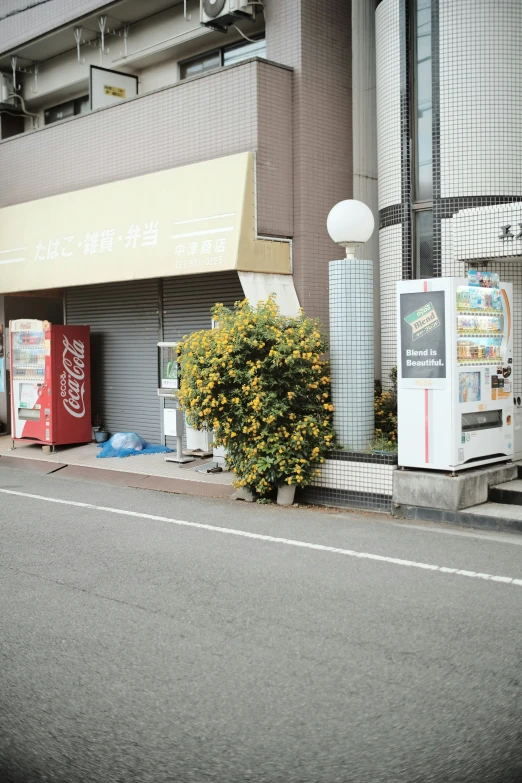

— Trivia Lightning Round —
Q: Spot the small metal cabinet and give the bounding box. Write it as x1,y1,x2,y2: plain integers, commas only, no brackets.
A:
157,342,194,464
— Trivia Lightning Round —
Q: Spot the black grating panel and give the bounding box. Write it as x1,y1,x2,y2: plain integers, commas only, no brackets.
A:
65,279,161,444
415,210,434,278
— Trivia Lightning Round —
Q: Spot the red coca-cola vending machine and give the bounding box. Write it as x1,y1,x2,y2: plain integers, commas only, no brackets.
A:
10,319,91,448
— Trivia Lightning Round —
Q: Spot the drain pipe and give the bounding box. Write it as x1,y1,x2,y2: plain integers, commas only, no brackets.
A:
6,92,39,128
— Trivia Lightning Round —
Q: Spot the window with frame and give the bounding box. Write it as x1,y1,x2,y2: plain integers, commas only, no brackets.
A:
44,95,89,125
179,35,266,80
412,0,433,278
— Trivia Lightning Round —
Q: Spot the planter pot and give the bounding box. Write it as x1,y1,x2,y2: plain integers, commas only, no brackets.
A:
94,430,109,444
277,484,296,506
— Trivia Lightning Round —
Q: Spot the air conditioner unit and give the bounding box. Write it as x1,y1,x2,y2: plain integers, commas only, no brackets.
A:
0,73,15,105
200,0,255,29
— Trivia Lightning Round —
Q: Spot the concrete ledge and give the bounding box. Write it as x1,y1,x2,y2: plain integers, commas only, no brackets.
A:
394,503,522,534
393,462,518,512
0,455,68,475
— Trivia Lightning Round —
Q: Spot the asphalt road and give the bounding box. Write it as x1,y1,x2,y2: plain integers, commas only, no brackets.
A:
0,464,521,783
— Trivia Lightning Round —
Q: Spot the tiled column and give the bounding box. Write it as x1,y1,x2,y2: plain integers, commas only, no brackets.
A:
329,259,375,450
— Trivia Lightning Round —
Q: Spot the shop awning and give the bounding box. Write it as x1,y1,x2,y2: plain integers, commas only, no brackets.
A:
0,152,291,294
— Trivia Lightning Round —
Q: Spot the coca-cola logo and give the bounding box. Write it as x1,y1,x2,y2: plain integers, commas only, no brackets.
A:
61,336,86,418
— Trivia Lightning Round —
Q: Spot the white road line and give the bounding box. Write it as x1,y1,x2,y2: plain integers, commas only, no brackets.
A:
0,488,521,588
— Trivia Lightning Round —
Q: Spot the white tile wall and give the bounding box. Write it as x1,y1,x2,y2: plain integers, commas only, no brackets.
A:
451,203,522,262
375,0,402,210
379,224,402,387
330,259,375,450
314,459,396,496
440,0,522,198
442,207,522,400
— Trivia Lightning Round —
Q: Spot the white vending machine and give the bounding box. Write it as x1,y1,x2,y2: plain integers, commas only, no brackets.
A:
397,274,513,471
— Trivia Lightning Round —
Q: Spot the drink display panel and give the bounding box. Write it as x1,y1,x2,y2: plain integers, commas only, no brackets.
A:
11,329,45,381
456,284,506,365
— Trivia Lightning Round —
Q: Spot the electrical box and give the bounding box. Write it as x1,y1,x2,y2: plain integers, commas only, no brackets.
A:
163,408,185,438
0,74,14,105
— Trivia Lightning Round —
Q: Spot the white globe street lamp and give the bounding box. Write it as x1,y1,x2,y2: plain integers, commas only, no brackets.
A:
327,200,375,451
327,200,375,257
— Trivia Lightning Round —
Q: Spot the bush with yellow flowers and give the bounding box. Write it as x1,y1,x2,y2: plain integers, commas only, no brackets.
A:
176,297,334,496
373,367,397,450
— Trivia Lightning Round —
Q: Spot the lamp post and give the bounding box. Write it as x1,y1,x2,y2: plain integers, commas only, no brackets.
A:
327,200,375,451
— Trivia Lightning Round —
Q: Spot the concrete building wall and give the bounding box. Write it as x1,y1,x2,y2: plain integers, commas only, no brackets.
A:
9,0,261,130
0,0,110,54
265,0,353,326
2,0,355,331
375,0,522,389
0,59,294,239
352,0,380,377
375,0,401,211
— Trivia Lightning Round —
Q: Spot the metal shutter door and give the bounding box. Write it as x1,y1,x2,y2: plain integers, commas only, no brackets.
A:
65,280,161,444
162,271,244,341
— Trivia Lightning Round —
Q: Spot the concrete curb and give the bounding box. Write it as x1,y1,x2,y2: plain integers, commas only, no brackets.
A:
394,503,522,534
0,455,236,499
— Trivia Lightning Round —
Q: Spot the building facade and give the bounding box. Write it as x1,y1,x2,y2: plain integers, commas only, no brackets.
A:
0,0,378,443
376,0,522,413
1,0,521,469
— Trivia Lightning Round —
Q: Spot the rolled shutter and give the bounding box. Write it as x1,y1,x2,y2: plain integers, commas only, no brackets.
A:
162,271,244,340
65,279,161,444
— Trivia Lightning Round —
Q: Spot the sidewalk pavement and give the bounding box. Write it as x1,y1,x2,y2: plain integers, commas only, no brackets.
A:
0,435,235,499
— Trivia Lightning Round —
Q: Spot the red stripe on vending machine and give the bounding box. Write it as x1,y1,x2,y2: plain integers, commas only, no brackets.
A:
10,320,91,447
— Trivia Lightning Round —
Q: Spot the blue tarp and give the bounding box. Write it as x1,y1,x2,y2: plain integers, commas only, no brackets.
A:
97,432,173,459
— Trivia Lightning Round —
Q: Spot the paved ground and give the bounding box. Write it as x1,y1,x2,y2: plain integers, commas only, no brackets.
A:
0,434,235,484
0,463,521,783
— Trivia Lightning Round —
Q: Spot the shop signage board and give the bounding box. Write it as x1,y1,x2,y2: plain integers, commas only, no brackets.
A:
399,290,446,388
90,66,138,111
452,202,522,261
0,152,290,294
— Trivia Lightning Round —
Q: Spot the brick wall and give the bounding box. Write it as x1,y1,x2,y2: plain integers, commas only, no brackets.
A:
0,59,293,239
265,0,353,327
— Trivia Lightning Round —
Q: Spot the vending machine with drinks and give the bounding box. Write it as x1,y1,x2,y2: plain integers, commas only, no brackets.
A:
10,320,91,448
397,273,513,471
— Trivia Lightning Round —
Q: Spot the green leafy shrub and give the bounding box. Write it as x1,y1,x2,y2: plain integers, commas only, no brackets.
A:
176,297,334,495
374,367,397,449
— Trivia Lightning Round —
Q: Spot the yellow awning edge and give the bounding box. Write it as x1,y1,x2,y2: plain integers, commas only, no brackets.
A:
0,151,291,294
